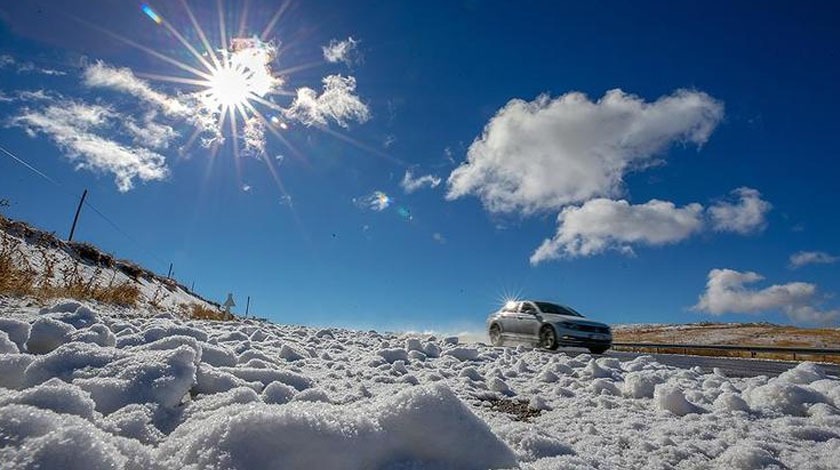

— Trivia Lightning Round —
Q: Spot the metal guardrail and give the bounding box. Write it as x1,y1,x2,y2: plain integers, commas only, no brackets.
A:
611,342,840,361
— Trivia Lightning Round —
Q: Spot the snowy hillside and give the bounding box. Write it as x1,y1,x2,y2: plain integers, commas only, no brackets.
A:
1,215,221,315
1,298,839,469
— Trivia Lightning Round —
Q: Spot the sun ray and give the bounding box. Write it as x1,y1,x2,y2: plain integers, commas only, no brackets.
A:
158,16,216,73
248,95,285,112
240,100,309,166
217,0,229,50
273,60,327,77
134,73,210,87
237,0,250,38
260,0,293,41
180,0,221,69
318,126,406,166
181,126,205,159
68,13,213,80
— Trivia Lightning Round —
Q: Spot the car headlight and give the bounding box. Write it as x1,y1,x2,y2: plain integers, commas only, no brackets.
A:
559,321,578,330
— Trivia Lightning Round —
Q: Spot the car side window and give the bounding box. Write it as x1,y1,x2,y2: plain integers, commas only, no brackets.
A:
520,303,536,313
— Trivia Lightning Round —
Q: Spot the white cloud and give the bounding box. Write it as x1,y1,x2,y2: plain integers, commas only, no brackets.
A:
530,198,704,263
241,116,266,156
432,233,446,244
11,100,169,191
530,188,772,263
446,89,723,214
0,54,65,75
708,187,772,234
123,116,177,149
322,37,360,66
286,75,370,128
789,251,839,269
693,268,839,325
82,61,190,117
401,170,442,193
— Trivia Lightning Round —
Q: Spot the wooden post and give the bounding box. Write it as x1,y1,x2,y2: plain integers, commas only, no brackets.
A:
245,296,251,317
68,189,88,242
167,263,173,279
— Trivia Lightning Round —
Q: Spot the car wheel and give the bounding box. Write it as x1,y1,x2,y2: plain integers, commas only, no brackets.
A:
589,346,609,355
489,324,503,347
539,326,558,350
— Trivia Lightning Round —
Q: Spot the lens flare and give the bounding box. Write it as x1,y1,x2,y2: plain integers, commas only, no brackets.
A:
141,4,162,25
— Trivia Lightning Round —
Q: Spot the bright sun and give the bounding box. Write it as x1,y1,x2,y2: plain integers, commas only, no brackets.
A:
207,66,252,108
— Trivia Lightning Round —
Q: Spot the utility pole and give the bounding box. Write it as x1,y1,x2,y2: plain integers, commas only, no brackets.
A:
68,189,88,242
245,296,251,317
167,263,173,279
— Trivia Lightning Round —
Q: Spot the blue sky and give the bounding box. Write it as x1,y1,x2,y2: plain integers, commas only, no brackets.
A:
1,1,839,332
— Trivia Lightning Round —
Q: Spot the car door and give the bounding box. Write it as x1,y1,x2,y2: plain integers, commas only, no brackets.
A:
497,302,520,335
516,302,542,337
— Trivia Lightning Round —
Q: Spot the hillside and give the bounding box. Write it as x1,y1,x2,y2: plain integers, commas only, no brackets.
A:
614,323,840,348
0,215,224,318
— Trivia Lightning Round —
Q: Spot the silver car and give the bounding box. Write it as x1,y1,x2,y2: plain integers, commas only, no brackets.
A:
486,300,612,354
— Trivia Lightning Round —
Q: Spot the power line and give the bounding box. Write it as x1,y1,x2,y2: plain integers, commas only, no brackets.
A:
0,141,170,271
0,143,61,187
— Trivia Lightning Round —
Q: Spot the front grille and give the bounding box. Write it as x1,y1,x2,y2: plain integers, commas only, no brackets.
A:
577,325,609,334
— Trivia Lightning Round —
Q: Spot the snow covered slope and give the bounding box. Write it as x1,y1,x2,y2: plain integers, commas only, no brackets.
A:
1,216,220,315
1,298,839,469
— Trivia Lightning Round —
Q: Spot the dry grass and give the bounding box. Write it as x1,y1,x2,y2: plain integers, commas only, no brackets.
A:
615,322,840,364
614,322,840,347
0,233,36,296
0,229,140,307
180,302,234,321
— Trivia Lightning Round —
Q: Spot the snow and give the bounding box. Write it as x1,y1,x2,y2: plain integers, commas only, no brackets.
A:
0,299,839,469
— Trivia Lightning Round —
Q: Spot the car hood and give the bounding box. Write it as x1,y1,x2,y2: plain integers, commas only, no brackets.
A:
541,313,609,329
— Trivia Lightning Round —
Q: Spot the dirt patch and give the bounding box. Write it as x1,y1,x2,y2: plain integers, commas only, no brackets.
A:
485,396,543,422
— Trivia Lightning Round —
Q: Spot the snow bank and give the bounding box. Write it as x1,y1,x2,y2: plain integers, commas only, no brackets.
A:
0,404,160,470
160,384,516,469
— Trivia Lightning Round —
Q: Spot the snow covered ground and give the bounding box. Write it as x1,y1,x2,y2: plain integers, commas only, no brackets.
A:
2,298,839,469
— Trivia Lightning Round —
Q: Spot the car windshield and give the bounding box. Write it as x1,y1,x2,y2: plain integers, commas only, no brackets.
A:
535,302,583,317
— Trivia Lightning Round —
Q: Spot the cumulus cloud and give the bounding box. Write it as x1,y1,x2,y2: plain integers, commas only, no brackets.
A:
82,61,189,117
530,187,773,263
322,37,360,66
286,75,370,128
401,170,441,193
446,89,724,214
693,268,839,325
789,251,838,269
708,187,772,234
11,100,169,191
530,198,704,263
